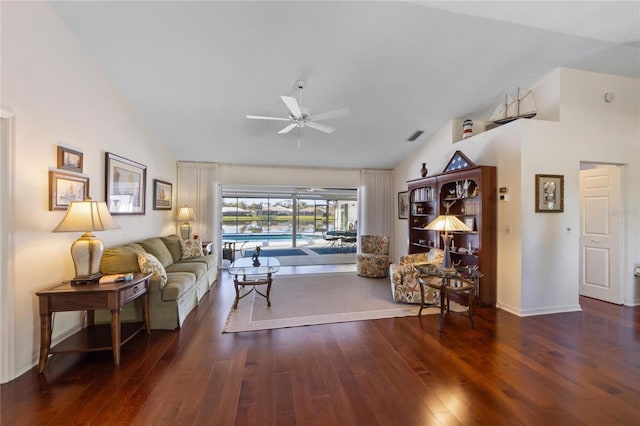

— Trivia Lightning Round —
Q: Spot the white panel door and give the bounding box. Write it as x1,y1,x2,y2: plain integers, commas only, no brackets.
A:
579,166,622,304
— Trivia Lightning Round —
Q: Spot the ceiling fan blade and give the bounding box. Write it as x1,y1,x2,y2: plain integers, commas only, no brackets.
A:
306,121,335,134
246,115,290,121
277,123,298,134
281,96,302,118
312,107,351,122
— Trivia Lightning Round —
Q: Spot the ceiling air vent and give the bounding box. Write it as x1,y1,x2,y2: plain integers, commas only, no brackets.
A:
407,130,424,142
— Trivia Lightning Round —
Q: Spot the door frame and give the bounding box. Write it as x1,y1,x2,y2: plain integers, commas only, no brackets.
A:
1,106,16,383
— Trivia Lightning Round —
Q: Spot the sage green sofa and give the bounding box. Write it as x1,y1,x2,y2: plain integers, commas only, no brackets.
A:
95,235,218,330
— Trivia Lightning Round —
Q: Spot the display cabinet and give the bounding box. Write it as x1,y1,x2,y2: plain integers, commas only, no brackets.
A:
406,153,496,306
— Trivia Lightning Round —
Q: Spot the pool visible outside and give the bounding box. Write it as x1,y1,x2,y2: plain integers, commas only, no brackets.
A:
222,233,322,247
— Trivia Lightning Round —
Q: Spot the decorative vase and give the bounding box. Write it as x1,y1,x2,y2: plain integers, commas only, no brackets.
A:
420,163,428,177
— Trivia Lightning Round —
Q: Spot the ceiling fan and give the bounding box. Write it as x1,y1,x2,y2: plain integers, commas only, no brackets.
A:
246,80,350,145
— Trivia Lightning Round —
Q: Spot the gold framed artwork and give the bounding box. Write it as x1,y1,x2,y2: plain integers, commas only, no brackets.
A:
535,174,564,213
49,171,89,211
57,146,83,173
105,152,146,215
153,179,172,210
398,191,409,219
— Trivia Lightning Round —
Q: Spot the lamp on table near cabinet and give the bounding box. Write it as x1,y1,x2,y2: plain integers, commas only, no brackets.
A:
425,201,470,270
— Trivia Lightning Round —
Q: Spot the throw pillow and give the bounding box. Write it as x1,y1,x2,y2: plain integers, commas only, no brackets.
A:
137,252,168,289
180,238,204,260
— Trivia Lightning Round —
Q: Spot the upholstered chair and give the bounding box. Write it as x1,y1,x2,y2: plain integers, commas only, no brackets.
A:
389,249,444,304
356,235,390,278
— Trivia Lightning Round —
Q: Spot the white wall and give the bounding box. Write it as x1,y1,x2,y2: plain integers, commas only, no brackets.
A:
392,67,640,315
217,163,361,188
1,2,177,382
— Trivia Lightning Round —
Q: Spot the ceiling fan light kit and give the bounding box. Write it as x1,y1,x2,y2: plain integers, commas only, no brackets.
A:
246,80,350,145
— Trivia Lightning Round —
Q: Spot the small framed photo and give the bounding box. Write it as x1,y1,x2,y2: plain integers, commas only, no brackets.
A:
49,171,89,211
464,217,475,231
153,179,172,210
57,146,83,173
398,191,409,219
105,152,146,215
535,174,564,213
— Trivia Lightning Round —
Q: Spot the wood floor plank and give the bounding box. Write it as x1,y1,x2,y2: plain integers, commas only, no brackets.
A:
2,270,639,425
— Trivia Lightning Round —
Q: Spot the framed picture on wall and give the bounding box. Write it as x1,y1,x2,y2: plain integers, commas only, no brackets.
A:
153,179,172,210
398,191,409,219
49,171,89,211
535,174,564,212
57,146,83,173
105,152,146,215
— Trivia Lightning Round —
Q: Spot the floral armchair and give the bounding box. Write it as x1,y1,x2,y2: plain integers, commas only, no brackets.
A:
356,235,390,278
389,249,444,304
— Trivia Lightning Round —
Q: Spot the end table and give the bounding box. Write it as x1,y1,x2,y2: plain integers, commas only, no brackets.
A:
416,265,483,331
36,273,151,373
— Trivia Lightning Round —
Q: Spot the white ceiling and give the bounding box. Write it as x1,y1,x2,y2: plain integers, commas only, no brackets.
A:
52,1,640,170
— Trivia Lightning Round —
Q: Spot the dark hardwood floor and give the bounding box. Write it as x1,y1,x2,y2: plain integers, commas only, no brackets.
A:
2,268,639,425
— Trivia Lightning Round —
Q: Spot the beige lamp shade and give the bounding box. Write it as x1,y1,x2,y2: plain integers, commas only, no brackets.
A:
176,205,196,239
176,206,196,222
53,199,119,284
425,214,470,270
424,214,470,232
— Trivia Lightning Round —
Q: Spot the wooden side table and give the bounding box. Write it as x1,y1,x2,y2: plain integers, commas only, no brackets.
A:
35,273,151,373
416,266,482,332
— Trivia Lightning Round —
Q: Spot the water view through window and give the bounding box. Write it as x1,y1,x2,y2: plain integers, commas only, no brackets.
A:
222,187,358,265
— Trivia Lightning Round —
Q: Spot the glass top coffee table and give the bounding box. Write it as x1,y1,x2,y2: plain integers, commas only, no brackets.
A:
228,257,280,309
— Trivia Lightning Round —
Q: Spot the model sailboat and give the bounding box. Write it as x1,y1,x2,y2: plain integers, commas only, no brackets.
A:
489,87,537,125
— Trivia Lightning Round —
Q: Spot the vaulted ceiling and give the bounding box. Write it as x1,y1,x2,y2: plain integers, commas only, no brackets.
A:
52,1,640,169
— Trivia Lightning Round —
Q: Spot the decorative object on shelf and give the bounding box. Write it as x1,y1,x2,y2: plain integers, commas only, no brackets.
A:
52,197,120,284
443,150,476,173
49,171,89,211
488,87,537,126
535,174,564,212
176,205,196,239
152,179,172,210
57,146,83,173
420,162,428,177
425,201,471,270
105,152,146,215
462,119,473,139
398,191,409,219
252,246,261,267
464,217,475,231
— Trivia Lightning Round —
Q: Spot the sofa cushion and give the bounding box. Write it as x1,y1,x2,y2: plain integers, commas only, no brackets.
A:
162,272,196,301
138,252,168,289
100,245,141,275
166,261,206,281
178,255,216,269
180,238,203,259
138,238,174,267
161,234,183,263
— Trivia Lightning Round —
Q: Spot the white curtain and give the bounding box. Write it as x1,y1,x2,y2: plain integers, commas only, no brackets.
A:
358,169,393,238
176,162,218,248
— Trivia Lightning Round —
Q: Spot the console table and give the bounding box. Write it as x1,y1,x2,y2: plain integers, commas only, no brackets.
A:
36,272,151,373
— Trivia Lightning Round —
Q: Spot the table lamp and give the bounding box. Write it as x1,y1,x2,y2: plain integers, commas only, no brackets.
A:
176,205,196,239
53,198,120,284
425,205,470,270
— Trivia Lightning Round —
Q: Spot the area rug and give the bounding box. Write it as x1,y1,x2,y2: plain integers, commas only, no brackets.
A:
223,272,461,333
244,248,307,257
